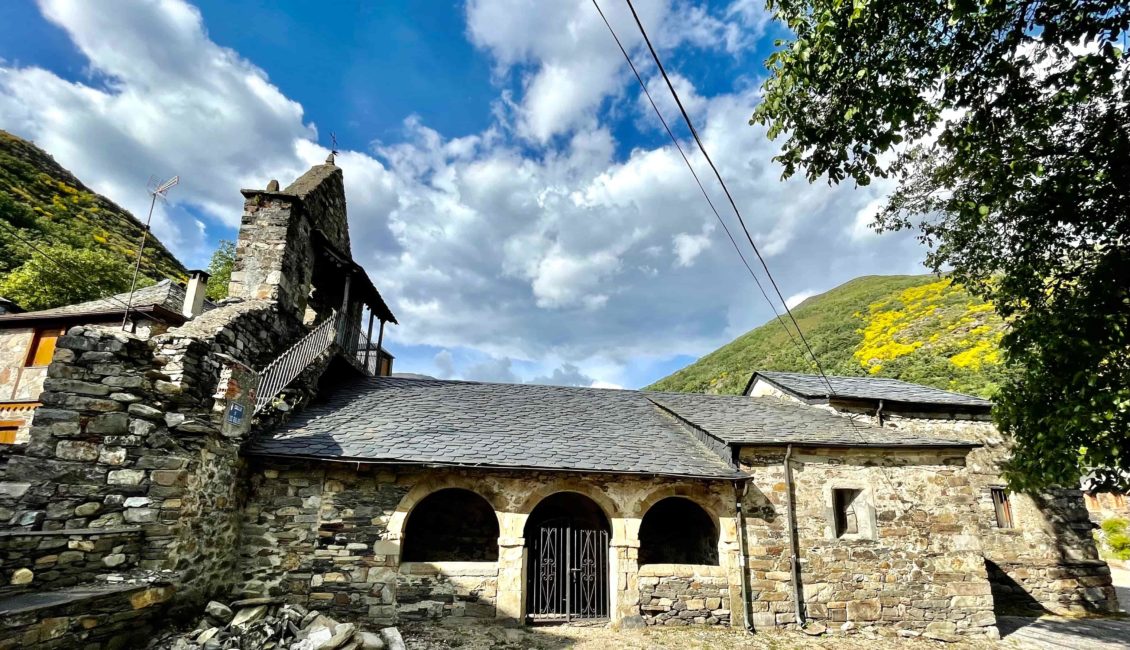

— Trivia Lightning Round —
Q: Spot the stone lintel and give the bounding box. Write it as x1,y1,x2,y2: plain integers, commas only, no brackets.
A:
239,189,299,201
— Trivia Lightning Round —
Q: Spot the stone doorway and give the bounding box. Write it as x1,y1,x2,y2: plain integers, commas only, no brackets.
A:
523,492,611,623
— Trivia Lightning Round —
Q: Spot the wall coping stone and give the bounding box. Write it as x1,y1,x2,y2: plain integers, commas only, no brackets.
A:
398,561,499,577
0,527,142,539
0,582,158,615
638,563,726,577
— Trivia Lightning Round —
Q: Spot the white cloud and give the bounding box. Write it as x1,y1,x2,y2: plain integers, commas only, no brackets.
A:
672,222,714,267
0,0,927,388
785,290,817,309
0,0,314,265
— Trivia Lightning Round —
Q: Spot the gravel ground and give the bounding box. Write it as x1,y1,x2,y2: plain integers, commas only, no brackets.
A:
1112,565,1130,613
400,619,1003,650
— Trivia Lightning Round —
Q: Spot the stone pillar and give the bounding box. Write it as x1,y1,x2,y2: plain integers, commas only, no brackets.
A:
609,517,640,623
496,512,527,621
718,514,746,629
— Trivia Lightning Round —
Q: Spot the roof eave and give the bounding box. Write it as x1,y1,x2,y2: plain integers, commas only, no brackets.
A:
731,440,981,449
0,303,187,329
242,450,746,481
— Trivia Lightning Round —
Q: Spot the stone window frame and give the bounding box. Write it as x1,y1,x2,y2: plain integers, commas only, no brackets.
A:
822,482,877,541
989,486,1015,529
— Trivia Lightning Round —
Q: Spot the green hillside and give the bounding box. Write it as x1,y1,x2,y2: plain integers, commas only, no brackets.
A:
646,274,1008,398
0,129,186,306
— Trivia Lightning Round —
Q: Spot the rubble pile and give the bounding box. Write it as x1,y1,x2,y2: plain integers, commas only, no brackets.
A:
149,596,405,650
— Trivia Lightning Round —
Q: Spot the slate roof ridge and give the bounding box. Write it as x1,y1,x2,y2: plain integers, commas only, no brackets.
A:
752,370,992,408
0,277,219,323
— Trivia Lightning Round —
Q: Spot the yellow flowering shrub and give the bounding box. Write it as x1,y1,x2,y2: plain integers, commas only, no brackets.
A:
855,278,1005,377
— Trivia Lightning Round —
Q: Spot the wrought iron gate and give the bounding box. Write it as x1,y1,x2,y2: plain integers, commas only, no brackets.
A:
528,526,609,621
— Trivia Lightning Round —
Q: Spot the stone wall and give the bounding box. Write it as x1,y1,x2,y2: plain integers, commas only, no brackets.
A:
239,459,742,627
0,328,33,400
0,582,174,649
738,445,998,640
239,459,407,624
0,298,309,609
0,328,37,445
638,564,729,626
398,562,498,619
0,528,142,595
1085,491,1130,522
871,412,1118,615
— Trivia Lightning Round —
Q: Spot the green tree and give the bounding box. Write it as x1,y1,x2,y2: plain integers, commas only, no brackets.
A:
752,0,1128,489
0,243,145,311
205,239,235,300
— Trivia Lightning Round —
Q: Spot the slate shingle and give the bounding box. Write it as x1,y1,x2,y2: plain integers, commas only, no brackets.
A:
0,279,215,321
753,371,992,410
647,392,974,447
248,377,975,477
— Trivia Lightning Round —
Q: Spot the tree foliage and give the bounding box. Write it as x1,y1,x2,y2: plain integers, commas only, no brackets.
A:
753,0,1129,489
0,130,185,281
205,240,235,301
0,243,147,311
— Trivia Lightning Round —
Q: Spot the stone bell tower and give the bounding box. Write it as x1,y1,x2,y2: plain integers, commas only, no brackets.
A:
227,154,353,322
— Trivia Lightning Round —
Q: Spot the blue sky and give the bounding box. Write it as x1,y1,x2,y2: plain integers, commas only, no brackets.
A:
0,0,928,388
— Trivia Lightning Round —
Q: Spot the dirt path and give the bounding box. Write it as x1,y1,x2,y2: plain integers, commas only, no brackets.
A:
400,619,1001,649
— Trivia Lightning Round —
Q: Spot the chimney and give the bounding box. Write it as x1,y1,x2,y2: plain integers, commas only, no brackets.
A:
183,270,210,319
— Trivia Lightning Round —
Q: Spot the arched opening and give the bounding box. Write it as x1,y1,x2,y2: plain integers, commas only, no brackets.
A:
402,488,499,562
639,497,718,565
524,492,611,621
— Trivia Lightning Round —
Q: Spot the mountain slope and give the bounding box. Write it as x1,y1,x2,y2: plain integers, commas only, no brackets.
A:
0,129,186,287
646,274,1007,398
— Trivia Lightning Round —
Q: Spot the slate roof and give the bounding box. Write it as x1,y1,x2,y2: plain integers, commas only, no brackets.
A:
750,371,992,411
0,279,214,324
249,377,976,478
648,392,974,447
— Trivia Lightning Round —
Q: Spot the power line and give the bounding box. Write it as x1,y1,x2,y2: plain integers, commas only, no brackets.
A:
0,220,175,327
589,0,808,361
602,1,913,516
623,0,839,398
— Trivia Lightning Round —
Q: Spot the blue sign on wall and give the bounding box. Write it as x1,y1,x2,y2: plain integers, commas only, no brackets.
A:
227,403,245,425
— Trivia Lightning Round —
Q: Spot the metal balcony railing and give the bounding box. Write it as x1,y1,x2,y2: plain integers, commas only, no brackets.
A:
253,312,339,414
253,308,382,414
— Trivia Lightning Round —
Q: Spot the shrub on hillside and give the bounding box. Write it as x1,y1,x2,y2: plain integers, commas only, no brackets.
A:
1099,518,1130,561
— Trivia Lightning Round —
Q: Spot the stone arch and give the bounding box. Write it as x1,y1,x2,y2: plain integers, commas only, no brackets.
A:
387,477,506,542
638,496,719,565
514,481,620,521
401,488,501,562
633,484,728,522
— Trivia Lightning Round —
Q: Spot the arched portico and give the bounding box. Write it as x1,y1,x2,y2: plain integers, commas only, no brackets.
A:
523,492,612,622
375,471,740,626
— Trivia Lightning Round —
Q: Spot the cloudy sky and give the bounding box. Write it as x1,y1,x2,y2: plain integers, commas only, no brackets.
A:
0,0,928,388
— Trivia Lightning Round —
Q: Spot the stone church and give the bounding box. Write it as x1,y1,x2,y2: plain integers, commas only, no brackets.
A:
0,157,1118,647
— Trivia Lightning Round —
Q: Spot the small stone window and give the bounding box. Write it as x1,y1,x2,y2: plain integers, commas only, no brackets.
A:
991,488,1014,529
832,488,862,537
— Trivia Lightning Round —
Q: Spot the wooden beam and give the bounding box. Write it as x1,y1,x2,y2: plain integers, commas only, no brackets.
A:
375,319,386,376
363,310,375,374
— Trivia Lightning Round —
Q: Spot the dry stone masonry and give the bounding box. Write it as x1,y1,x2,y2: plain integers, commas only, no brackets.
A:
638,565,730,626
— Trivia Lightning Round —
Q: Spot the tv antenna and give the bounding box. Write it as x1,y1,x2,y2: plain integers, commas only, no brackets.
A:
121,175,179,330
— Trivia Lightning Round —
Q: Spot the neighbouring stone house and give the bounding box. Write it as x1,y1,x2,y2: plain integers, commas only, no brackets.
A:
0,155,1118,648
0,275,212,445
1082,470,1130,524
746,371,1118,616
